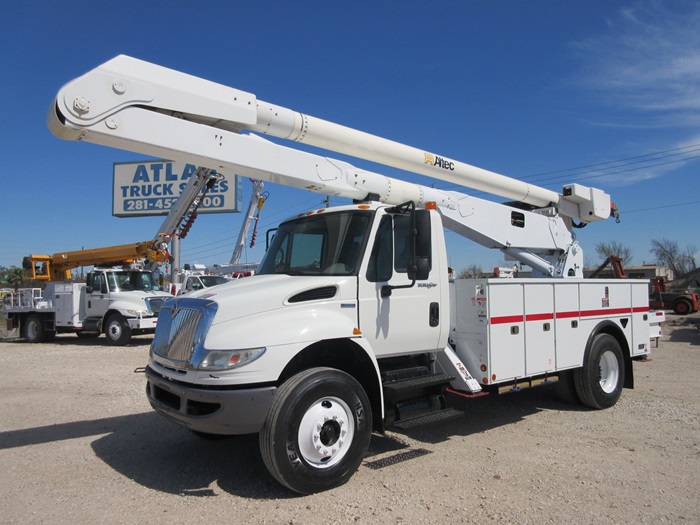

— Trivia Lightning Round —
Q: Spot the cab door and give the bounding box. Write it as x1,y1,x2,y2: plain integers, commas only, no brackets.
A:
357,209,445,357
85,271,110,319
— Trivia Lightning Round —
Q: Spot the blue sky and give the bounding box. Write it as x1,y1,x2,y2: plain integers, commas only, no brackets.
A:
1,1,699,274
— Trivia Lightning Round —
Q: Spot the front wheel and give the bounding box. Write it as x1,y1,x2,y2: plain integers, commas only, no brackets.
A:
104,314,132,346
260,367,372,495
574,334,624,409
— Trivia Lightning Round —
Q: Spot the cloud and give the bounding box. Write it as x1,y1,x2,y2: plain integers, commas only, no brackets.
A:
572,1,700,127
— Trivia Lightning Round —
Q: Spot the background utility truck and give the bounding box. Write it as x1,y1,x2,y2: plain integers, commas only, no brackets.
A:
3,241,173,345
49,56,658,494
4,166,226,345
170,264,231,296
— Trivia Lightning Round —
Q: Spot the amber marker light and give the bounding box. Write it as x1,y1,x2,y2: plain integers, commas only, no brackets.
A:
357,204,371,209
425,201,437,210
353,328,362,335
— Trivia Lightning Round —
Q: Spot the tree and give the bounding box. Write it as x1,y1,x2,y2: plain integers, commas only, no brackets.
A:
457,264,483,279
650,238,697,277
6,267,25,290
594,241,632,266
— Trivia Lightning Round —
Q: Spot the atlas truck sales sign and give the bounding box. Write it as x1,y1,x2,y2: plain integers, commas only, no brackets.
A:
113,160,241,217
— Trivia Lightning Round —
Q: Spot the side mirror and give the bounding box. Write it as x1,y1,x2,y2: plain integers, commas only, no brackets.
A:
408,256,430,281
85,286,93,294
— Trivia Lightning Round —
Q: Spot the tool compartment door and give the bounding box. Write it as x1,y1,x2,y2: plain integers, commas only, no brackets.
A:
554,282,583,369
488,282,525,382
631,281,651,357
524,283,555,375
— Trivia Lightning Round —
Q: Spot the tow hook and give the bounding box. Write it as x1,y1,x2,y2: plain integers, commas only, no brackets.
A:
134,367,146,374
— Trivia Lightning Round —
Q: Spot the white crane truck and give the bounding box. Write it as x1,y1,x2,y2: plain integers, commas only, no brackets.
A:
49,56,655,494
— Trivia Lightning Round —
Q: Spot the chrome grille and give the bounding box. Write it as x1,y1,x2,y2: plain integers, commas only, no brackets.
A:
145,296,168,314
154,308,201,362
151,298,218,369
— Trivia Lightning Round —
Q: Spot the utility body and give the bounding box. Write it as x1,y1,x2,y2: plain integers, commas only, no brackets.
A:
49,56,658,493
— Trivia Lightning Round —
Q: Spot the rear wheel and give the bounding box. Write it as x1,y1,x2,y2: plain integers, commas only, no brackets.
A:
574,334,624,409
24,314,46,343
672,299,691,315
260,367,372,494
105,314,132,346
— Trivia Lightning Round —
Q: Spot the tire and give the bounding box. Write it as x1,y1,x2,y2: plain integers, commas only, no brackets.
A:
554,369,580,405
672,299,691,316
104,314,132,346
24,314,46,343
574,334,624,409
260,367,372,495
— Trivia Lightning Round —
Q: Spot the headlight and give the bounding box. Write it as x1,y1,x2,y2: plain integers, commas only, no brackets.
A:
198,348,266,371
126,309,149,317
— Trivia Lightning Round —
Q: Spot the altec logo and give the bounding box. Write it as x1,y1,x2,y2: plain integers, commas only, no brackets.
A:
424,152,455,171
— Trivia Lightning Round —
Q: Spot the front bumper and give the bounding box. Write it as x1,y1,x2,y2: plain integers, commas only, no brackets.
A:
128,317,158,330
145,366,276,435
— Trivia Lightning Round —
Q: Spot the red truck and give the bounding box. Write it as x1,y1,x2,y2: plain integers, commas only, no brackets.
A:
649,277,700,315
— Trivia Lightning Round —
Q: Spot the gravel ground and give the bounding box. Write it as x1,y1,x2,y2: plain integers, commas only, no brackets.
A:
1,313,698,524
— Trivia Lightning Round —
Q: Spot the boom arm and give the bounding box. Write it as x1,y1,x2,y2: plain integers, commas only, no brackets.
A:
230,179,266,265
23,240,171,281
48,55,615,277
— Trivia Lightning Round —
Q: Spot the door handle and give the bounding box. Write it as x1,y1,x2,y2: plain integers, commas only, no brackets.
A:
429,302,439,327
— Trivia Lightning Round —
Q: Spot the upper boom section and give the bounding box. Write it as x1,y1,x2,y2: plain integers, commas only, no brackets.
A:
49,55,610,224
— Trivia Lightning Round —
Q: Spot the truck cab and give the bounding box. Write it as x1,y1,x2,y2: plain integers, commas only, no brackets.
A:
177,274,230,295
81,268,171,345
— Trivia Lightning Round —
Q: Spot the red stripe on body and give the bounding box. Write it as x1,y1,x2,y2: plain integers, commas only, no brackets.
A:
490,305,648,324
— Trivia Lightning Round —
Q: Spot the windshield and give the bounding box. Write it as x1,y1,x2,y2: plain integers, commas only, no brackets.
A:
200,275,228,287
258,211,372,276
107,271,159,292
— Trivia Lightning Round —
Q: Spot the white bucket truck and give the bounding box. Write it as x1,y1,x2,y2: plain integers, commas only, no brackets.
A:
48,56,659,493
